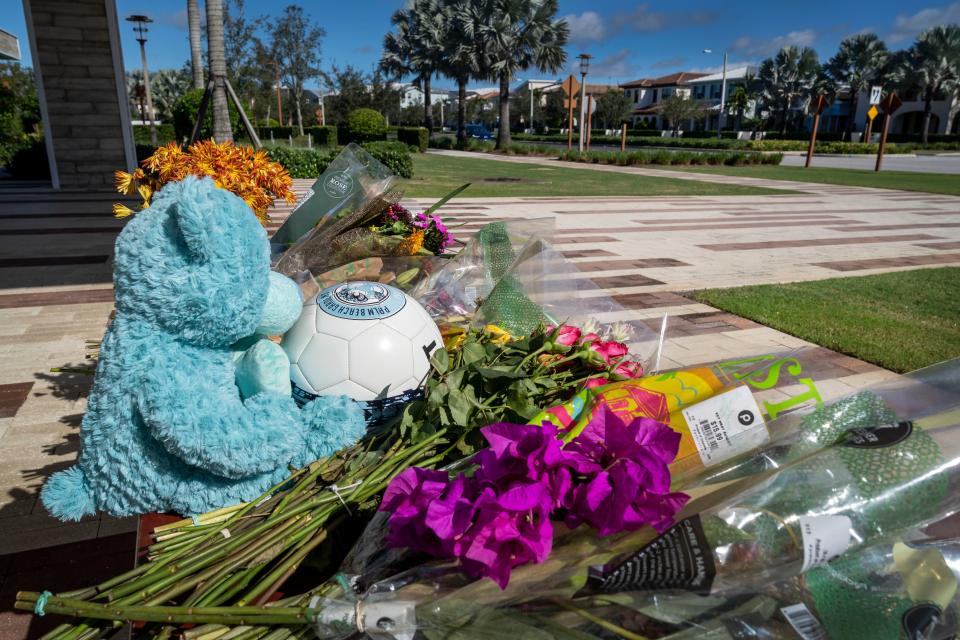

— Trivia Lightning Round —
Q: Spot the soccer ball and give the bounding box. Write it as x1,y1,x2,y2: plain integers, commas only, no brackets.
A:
281,281,443,406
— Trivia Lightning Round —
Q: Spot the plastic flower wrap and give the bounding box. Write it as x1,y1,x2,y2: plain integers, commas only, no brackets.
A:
113,140,295,223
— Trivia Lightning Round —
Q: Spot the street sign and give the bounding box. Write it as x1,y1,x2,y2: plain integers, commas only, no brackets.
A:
810,94,830,115
561,74,580,97
867,105,879,121
563,98,578,109
870,85,882,105
880,92,902,115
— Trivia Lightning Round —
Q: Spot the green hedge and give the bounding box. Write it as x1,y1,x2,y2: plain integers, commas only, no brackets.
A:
264,146,337,178
264,142,413,179
260,126,337,147
133,124,177,145
559,148,782,167
397,126,429,152
361,141,413,178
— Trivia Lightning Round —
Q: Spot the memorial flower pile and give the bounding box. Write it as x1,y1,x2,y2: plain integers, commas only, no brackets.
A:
381,411,688,588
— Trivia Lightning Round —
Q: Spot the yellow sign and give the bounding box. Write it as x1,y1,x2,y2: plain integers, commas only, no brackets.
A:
867,105,879,121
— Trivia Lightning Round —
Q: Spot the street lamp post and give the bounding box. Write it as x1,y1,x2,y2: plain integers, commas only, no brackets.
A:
267,60,283,126
126,15,156,146
703,48,728,138
577,54,591,152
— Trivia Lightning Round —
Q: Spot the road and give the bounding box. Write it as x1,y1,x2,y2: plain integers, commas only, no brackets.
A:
512,140,960,174
780,153,960,174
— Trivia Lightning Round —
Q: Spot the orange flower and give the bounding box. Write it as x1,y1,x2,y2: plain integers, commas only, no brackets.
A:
112,140,294,225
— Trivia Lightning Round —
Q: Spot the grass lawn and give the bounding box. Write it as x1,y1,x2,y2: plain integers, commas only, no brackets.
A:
662,164,960,196
689,268,960,373
397,152,794,198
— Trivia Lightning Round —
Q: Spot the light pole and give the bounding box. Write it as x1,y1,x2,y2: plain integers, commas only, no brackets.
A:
577,54,591,152
529,82,534,133
703,48,727,138
126,15,156,146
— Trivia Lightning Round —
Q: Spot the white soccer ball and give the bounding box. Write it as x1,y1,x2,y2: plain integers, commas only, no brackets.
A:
281,281,443,405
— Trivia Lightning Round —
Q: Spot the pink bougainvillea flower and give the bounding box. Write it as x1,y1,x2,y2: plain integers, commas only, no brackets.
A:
380,467,451,554
563,409,688,535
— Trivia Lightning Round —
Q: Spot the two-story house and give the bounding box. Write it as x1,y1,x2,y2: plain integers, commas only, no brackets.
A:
685,66,757,131
620,72,706,129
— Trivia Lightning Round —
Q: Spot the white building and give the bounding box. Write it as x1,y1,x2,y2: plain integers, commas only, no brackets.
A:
686,66,758,130
395,83,451,109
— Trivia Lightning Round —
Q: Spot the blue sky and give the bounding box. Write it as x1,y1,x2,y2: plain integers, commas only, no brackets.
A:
2,0,958,89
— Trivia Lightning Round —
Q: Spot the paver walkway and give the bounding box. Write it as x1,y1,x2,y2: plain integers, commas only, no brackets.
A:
2,158,956,634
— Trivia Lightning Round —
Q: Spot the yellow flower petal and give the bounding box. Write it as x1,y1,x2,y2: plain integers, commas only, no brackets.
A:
113,203,135,218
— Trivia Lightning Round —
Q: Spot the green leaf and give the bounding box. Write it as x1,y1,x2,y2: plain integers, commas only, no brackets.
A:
461,341,486,366
476,366,525,380
430,348,449,375
424,182,471,216
445,368,465,390
447,389,472,426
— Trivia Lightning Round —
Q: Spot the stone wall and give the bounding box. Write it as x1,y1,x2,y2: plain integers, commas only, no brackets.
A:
26,0,134,189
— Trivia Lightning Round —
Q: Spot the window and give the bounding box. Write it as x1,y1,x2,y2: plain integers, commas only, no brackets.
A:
634,89,639,102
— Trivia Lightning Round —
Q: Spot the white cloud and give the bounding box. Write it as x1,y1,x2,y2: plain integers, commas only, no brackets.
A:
562,11,606,43
730,29,818,57
888,2,960,42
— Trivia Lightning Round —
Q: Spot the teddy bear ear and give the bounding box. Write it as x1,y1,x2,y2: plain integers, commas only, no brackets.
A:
171,176,211,262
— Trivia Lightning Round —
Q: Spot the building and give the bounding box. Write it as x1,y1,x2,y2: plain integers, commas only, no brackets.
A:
846,88,957,137
620,71,707,129
686,66,757,130
0,28,20,61
395,82,451,109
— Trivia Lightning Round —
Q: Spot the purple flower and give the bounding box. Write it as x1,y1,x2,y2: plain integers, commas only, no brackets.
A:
459,486,554,589
563,409,688,535
380,467,449,554
424,472,479,556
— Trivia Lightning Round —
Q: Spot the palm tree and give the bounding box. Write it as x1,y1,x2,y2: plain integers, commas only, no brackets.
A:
188,0,204,90
826,34,889,140
476,0,568,149
206,0,232,142
380,1,444,132
906,25,960,143
438,0,487,146
758,46,820,134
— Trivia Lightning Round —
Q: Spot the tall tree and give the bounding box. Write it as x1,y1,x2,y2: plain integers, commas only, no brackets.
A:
223,0,266,104
826,33,889,139
128,67,192,122
657,94,707,133
594,88,632,129
269,5,325,136
477,0,568,149
206,0,232,142
906,25,960,142
380,1,444,132
758,46,820,134
323,65,370,125
187,0,204,89
438,0,487,145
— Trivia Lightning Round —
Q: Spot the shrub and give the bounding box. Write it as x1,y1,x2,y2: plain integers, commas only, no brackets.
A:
264,146,336,178
397,126,429,152
7,137,49,178
361,140,413,178
430,136,454,150
133,124,176,145
304,126,337,148
559,148,779,167
172,88,244,141
346,108,388,143
260,126,295,140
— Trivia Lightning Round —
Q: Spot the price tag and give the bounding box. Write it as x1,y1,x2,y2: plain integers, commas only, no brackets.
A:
681,386,768,466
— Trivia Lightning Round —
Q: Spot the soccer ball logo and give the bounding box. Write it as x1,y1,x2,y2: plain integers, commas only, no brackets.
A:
281,281,443,405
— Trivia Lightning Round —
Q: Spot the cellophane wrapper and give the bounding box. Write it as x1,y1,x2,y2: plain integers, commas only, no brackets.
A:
305,358,960,639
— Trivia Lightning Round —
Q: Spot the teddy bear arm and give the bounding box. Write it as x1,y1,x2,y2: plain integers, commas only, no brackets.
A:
138,364,309,479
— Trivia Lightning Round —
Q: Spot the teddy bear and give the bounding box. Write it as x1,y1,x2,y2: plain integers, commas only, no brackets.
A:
41,175,366,521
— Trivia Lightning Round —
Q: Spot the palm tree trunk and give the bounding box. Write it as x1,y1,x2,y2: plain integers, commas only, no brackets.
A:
457,79,467,147
497,72,511,150
423,76,433,132
846,92,858,141
188,0,204,90
205,0,232,143
780,103,788,135
922,87,934,144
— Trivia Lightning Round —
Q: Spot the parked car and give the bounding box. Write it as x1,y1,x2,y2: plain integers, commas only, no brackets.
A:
465,124,493,140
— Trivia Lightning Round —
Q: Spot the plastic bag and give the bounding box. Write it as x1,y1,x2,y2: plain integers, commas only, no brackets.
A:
271,143,394,248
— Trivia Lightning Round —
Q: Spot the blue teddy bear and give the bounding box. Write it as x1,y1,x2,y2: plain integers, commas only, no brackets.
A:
42,175,366,521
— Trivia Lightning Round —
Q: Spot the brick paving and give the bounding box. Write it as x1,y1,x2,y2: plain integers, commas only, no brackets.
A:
3,158,960,633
